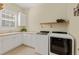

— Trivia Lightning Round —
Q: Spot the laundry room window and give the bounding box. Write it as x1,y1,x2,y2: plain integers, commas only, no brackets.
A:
0,10,18,27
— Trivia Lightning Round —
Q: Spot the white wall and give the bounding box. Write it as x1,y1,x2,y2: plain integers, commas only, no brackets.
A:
28,3,68,32
28,3,79,54
67,3,79,54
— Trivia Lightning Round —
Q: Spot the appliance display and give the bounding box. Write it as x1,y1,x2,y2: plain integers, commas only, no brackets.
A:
49,31,74,55
50,37,72,55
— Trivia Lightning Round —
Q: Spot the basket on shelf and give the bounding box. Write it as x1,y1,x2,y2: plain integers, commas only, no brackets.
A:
56,19,66,23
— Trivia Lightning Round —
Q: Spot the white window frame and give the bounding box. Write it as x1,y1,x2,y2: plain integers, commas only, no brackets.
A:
0,10,18,28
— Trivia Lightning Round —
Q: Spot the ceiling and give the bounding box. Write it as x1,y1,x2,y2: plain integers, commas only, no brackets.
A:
16,3,42,9
16,3,67,10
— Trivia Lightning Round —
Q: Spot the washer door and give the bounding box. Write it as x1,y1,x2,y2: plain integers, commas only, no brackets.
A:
50,37,72,55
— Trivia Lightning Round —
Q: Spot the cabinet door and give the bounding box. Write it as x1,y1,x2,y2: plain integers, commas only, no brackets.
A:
35,35,48,55
0,37,3,54
2,36,14,53
0,36,13,54
9,35,20,48
2,34,22,53
23,34,36,48
14,34,22,46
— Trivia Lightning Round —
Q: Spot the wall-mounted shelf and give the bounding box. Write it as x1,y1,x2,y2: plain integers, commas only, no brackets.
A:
40,22,57,24
40,21,69,28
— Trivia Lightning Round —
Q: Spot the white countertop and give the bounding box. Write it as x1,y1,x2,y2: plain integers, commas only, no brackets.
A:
0,32,37,37
0,32,21,37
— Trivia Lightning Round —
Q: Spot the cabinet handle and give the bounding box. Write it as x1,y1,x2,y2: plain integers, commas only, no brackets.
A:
78,48,79,51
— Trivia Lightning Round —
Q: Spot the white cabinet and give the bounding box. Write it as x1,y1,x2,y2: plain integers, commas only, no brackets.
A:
35,35,48,55
23,33,48,55
0,38,3,54
1,33,22,54
23,33,36,48
15,34,22,46
0,32,48,55
2,36,15,53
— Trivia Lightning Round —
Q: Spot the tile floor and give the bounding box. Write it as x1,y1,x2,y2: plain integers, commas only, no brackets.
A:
4,45,39,55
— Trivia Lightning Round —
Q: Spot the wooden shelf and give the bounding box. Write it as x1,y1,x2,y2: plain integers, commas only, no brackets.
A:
40,21,69,24
40,21,69,28
40,22,57,24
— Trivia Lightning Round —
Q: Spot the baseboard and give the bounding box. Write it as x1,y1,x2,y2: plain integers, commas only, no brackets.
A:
2,44,35,55
2,44,23,55
22,44,35,49
35,52,42,55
